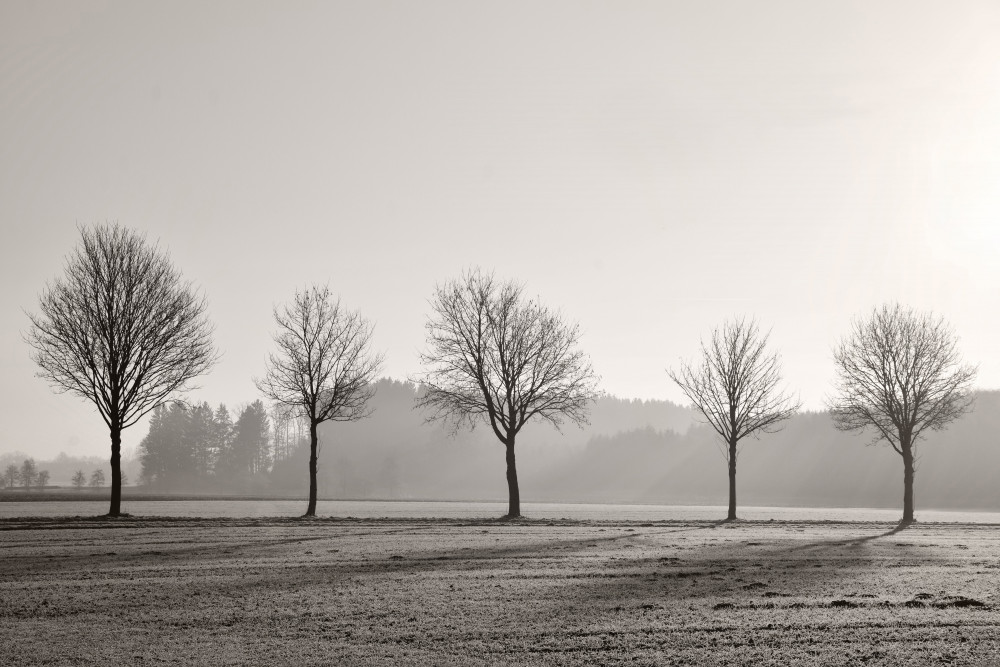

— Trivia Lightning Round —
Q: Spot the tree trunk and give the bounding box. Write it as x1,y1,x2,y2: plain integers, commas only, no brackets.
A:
109,426,122,517
727,438,737,521
505,439,520,518
902,443,915,524
305,420,318,517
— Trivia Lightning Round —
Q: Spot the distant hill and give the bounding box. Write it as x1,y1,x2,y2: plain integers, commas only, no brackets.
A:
273,379,696,500
296,381,998,511
527,392,1000,511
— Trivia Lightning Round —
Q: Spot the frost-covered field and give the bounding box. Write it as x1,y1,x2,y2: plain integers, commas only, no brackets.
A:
1,517,998,666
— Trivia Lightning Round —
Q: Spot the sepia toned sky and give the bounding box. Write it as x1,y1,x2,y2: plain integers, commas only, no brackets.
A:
2,1,999,459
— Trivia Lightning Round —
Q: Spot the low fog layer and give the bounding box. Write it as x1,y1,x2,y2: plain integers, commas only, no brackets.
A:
300,382,998,511
7,380,996,511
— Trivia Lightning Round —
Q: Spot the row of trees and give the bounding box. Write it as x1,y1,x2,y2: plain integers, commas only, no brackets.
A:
668,309,976,524
3,462,117,491
2,459,52,490
71,469,108,488
26,224,978,525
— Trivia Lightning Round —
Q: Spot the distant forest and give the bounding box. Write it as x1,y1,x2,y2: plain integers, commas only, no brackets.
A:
9,380,999,510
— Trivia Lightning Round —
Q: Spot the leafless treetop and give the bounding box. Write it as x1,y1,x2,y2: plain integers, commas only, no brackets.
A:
415,269,599,444
828,303,977,455
26,223,217,430
256,285,383,424
668,317,800,455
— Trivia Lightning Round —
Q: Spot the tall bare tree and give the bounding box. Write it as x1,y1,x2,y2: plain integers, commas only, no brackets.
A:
668,318,799,521
414,269,599,518
256,285,383,517
828,303,977,524
26,224,217,516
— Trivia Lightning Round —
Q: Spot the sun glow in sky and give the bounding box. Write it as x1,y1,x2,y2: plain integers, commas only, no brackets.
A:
2,1,999,458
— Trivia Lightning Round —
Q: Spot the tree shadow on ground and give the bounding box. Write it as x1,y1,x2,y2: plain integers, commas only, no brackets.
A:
786,519,912,553
507,521,929,631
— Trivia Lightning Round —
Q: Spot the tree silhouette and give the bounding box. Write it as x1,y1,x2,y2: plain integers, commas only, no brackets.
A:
828,303,977,524
414,269,599,518
257,285,383,517
90,469,105,488
218,400,272,478
4,465,20,489
26,224,217,516
668,317,799,521
72,469,87,490
20,459,37,490
35,470,50,490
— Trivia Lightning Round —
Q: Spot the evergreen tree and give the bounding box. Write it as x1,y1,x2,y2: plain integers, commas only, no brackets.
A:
187,402,215,477
211,404,234,474
139,404,169,486
229,400,271,477
139,403,196,489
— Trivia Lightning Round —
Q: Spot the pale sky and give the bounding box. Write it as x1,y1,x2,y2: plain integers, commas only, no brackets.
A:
2,1,999,459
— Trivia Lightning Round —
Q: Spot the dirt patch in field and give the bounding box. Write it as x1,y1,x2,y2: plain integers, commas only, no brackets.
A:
1,517,998,665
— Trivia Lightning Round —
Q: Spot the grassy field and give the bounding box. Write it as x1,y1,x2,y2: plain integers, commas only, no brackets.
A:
1,517,998,666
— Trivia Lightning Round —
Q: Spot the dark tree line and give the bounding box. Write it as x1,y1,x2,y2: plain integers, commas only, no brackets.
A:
139,400,276,491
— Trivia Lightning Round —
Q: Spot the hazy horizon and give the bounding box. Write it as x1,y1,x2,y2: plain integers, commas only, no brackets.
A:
3,2,999,459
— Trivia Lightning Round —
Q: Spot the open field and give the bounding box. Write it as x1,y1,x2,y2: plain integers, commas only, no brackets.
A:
1,517,998,666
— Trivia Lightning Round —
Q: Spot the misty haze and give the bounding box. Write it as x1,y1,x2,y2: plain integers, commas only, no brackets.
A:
3,2,1000,665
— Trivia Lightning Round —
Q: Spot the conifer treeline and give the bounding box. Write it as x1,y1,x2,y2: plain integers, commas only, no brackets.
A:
139,400,307,491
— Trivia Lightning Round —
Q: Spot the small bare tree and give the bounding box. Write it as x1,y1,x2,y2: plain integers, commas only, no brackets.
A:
72,470,87,490
256,285,383,517
828,303,977,524
668,318,800,521
3,465,19,490
26,224,217,516
20,459,37,491
414,269,599,518
90,469,106,488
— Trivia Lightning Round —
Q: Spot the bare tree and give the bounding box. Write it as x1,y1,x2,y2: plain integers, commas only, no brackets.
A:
668,318,800,521
36,470,50,490
72,470,87,490
828,303,977,524
90,469,106,488
20,459,37,491
269,403,306,462
4,465,19,490
256,285,383,517
26,223,217,516
414,269,599,518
